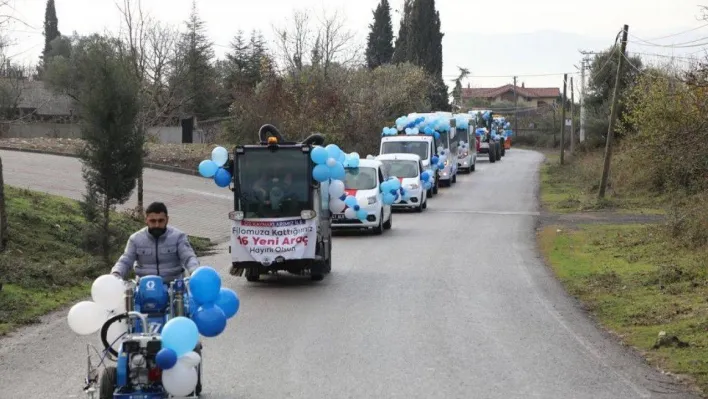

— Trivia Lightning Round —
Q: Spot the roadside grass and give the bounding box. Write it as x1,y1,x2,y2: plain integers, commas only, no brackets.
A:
0,186,213,336
540,151,667,214
538,224,708,392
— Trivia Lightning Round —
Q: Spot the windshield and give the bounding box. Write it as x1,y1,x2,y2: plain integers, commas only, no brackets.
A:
380,160,419,178
438,131,450,149
344,167,377,190
381,141,429,160
236,149,310,218
452,129,469,144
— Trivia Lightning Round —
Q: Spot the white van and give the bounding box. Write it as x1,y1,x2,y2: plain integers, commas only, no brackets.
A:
375,153,428,212
379,134,439,197
330,159,393,235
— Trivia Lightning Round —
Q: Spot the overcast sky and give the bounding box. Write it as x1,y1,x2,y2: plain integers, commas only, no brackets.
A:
4,0,708,91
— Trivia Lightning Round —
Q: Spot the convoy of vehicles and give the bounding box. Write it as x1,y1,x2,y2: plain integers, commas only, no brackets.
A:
70,112,516,398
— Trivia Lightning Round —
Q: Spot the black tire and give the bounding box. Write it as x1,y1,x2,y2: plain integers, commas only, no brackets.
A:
489,149,496,163
471,162,475,171
245,268,260,282
422,198,427,209
324,239,332,273
427,188,434,198
99,366,117,399
433,175,439,194
311,273,324,281
193,343,203,396
452,173,457,183
373,211,384,235
383,211,392,229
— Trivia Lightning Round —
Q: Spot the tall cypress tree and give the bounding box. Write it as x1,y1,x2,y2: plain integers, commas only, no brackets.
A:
365,0,394,69
391,0,412,64
38,0,60,75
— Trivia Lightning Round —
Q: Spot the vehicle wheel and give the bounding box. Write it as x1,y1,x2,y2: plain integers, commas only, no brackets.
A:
324,239,332,273
193,343,203,396
373,211,384,235
415,201,423,212
245,268,260,282
496,144,502,160
99,366,117,399
383,211,392,229
427,188,434,198
471,162,475,172
489,150,496,163
422,198,427,209
433,177,439,194
452,173,457,183
311,272,324,281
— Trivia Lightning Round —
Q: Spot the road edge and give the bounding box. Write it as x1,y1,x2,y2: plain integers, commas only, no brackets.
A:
0,146,199,176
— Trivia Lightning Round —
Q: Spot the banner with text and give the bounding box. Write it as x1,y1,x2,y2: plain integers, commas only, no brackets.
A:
230,217,317,263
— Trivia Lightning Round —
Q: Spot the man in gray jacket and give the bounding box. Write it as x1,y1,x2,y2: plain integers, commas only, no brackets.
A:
111,202,200,282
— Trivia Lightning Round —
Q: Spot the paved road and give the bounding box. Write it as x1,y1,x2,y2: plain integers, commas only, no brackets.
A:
0,149,699,399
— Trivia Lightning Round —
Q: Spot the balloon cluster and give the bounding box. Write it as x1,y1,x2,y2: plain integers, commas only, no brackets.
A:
198,146,232,188
381,114,457,140
380,177,404,205
67,275,127,347
156,266,240,396
312,145,369,223
454,116,470,130
420,170,434,191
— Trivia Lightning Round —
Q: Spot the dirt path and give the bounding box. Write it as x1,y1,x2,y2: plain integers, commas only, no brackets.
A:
539,210,666,229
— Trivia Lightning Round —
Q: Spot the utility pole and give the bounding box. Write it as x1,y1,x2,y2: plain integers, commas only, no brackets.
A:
560,73,567,165
579,56,588,142
570,76,575,153
513,76,518,134
598,25,629,199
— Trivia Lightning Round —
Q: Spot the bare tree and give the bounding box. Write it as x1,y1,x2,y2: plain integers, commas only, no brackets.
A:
272,9,311,73
116,0,183,217
272,8,362,76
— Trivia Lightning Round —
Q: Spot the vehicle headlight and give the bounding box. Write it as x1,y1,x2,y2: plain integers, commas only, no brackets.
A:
300,210,316,219
228,211,244,221
444,159,449,166
367,195,377,204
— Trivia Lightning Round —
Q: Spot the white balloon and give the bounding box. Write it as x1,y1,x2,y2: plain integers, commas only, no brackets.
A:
350,152,360,160
178,351,202,367
344,208,356,219
366,155,374,160
106,319,128,352
328,180,345,198
67,301,107,335
326,157,337,167
91,274,126,311
162,362,198,397
329,199,345,214
357,197,368,208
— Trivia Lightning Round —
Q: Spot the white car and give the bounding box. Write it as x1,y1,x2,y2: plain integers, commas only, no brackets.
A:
375,153,428,212
379,133,439,198
331,159,392,234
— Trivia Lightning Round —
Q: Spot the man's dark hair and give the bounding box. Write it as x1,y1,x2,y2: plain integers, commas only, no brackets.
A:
145,201,168,215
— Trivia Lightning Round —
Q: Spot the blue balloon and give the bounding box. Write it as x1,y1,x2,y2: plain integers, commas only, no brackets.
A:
344,195,358,208
161,316,199,357
198,160,218,178
189,266,221,305
353,205,360,211
214,167,231,187
211,146,229,167
337,151,346,163
325,144,341,160
215,288,240,319
421,171,430,182
431,156,439,165
310,146,328,164
156,348,177,370
312,164,331,182
356,209,367,220
192,303,227,338
348,157,360,168
329,163,345,180
382,193,395,205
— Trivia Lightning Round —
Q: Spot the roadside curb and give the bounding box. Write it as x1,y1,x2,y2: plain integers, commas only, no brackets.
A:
0,146,199,177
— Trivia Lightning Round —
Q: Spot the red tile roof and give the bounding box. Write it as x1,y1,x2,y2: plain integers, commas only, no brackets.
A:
461,84,560,99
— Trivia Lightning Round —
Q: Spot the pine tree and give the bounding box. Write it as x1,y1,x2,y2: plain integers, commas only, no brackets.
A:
365,0,394,69
171,0,220,119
